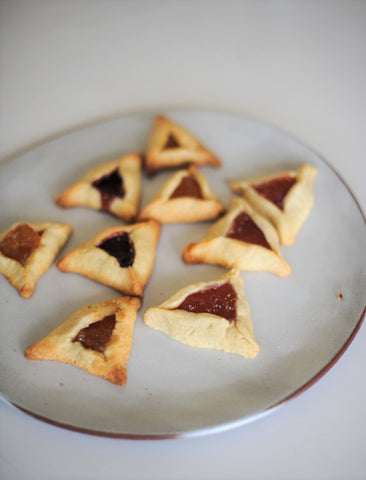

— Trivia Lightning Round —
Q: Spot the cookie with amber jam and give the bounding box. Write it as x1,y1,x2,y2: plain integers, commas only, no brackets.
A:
144,115,221,175
55,153,142,222
230,163,317,245
25,296,142,386
57,220,161,296
144,269,259,358
182,197,291,276
138,165,225,223
0,222,73,298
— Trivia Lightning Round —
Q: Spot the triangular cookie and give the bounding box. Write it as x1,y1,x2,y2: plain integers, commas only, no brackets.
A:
145,115,221,175
230,163,317,245
55,153,142,222
144,269,259,358
138,165,225,223
24,296,142,386
0,221,73,298
57,220,161,296
182,197,291,276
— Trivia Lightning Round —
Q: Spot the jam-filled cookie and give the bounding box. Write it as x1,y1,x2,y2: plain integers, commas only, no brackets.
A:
24,296,142,386
182,197,291,276
138,165,225,223
144,269,259,358
230,163,317,245
55,153,142,222
57,220,161,296
0,222,73,298
145,115,221,175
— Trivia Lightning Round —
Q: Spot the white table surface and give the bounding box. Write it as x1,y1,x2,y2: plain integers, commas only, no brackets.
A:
0,1,365,479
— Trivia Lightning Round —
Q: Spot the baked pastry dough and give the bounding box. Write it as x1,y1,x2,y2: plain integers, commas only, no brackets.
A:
138,165,225,223
145,115,221,175
24,296,142,386
0,222,73,298
55,153,142,222
144,269,259,358
57,220,161,296
182,197,291,276
230,163,317,245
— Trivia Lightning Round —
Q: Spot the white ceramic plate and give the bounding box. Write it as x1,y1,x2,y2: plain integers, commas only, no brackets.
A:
0,110,365,438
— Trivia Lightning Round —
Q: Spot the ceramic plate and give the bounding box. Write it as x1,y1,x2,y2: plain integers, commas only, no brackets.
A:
0,110,365,438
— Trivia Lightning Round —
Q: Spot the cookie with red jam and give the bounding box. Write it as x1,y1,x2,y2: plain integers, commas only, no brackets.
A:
230,164,317,245
145,115,221,175
56,153,142,222
182,197,291,276
144,269,259,358
25,296,142,386
57,220,161,296
0,221,73,298
139,165,225,223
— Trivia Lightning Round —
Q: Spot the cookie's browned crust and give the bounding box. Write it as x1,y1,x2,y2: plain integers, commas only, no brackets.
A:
145,115,221,175
0,221,73,298
139,165,225,223
56,153,142,222
57,220,161,296
25,296,142,386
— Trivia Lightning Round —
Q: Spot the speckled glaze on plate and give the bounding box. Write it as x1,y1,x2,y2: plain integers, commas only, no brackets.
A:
0,110,365,438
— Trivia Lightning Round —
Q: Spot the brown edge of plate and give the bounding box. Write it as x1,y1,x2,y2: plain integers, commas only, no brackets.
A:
10,302,365,440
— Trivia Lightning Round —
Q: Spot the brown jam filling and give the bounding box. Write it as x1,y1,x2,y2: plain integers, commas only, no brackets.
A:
226,212,271,250
176,282,237,322
0,223,41,266
73,314,116,354
92,168,125,211
253,174,296,210
97,232,135,267
169,176,203,199
163,133,180,150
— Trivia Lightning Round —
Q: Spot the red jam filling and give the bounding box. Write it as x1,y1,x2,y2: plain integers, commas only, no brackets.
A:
226,212,271,250
176,282,237,322
97,232,135,267
0,223,41,266
253,174,296,210
169,176,203,199
73,314,116,354
163,133,180,150
92,168,125,211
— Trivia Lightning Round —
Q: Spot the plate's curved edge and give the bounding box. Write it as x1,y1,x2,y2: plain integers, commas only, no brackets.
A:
6,304,364,440
0,107,156,167
4,303,363,441
1,108,365,440
267,304,366,410
0,105,236,167
7,402,181,440
7,398,276,440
